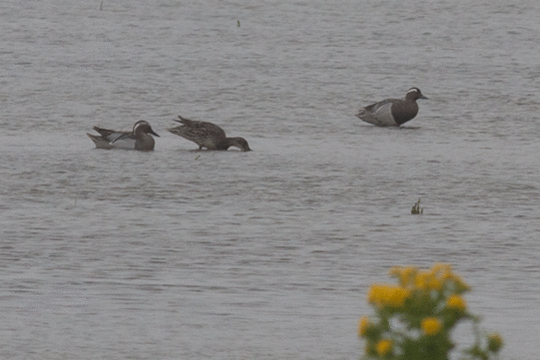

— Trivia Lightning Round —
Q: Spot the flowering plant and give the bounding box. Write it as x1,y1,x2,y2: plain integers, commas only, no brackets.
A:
358,264,503,360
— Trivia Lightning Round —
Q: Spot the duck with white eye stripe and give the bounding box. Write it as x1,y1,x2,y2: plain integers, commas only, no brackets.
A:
356,87,428,127
87,120,160,151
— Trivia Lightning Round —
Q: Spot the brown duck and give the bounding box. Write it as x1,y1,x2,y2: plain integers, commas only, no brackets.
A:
167,115,250,151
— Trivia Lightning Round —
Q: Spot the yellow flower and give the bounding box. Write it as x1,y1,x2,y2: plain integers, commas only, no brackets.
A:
414,271,442,291
487,332,504,352
357,316,371,337
421,317,442,336
376,339,392,356
389,264,471,293
389,266,417,287
438,265,470,291
387,286,410,308
368,284,410,309
431,263,452,275
446,294,467,311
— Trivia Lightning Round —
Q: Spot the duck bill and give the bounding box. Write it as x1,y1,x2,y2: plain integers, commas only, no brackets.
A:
420,95,428,100
149,129,160,137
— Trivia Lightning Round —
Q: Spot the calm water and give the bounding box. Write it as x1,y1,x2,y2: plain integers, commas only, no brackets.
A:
1,1,540,359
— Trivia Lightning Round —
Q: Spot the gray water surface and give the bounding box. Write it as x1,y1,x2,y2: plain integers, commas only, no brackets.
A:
1,1,540,359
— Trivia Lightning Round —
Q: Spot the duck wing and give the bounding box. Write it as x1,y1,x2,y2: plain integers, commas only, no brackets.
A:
169,116,227,149
357,99,401,126
108,131,135,144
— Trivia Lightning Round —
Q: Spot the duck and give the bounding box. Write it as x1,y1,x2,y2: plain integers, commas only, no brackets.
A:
87,120,160,151
356,87,428,127
167,115,251,151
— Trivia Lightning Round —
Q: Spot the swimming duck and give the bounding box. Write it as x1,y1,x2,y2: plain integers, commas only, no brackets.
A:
356,87,428,127
167,115,251,151
87,120,160,151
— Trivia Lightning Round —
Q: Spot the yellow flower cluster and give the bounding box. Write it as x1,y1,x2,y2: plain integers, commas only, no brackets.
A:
357,316,371,337
359,263,503,359
368,284,410,309
376,339,392,356
389,263,469,293
421,317,442,336
446,294,467,311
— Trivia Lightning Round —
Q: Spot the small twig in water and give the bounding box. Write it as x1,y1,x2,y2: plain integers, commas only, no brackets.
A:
411,198,423,215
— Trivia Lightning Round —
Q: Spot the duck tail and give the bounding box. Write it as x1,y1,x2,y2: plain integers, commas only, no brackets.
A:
175,115,194,125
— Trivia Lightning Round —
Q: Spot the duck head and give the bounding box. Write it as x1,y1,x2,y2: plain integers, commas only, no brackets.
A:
133,120,160,137
406,87,428,101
